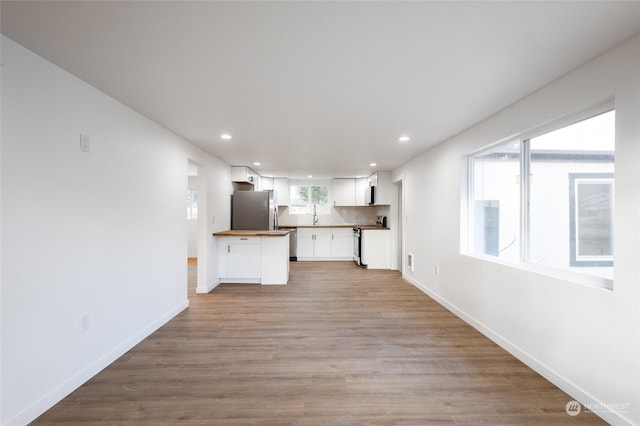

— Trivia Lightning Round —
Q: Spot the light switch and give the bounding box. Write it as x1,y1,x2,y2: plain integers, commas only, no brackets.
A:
80,312,89,333
79,133,90,153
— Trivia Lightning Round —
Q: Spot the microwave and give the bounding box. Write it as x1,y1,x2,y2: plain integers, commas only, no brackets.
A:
365,185,375,205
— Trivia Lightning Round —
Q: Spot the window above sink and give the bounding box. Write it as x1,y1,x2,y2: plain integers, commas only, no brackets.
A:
289,181,331,215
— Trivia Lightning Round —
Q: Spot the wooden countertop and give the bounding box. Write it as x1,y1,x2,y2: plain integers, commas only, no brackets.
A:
289,225,355,228
278,225,389,230
213,230,290,237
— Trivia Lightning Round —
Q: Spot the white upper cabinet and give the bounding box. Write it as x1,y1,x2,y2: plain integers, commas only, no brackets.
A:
230,166,392,208
355,177,368,206
274,178,289,206
231,166,256,184
369,171,392,205
332,178,356,206
367,173,377,187
261,177,274,191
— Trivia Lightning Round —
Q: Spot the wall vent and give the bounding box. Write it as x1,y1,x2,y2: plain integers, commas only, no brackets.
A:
407,253,414,271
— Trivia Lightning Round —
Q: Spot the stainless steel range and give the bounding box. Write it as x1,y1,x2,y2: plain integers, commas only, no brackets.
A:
353,226,364,267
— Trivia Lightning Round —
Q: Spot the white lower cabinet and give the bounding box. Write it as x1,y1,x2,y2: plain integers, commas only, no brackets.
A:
225,237,261,279
297,228,315,258
261,235,290,285
331,228,354,259
297,228,332,259
361,229,390,269
297,227,353,260
218,235,289,284
314,229,332,257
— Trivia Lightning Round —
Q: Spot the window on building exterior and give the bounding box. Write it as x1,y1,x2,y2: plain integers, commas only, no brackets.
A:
569,173,614,267
467,107,615,283
289,182,330,215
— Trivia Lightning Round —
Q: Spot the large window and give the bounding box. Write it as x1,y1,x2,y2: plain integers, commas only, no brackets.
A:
468,107,615,283
289,182,330,215
470,141,521,263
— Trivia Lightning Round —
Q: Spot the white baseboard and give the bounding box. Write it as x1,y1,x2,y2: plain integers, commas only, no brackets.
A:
5,300,189,426
217,278,261,284
196,278,220,293
402,273,632,426
296,257,353,261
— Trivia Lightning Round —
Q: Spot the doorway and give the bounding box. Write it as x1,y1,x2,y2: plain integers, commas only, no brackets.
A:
187,161,199,290
395,179,404,274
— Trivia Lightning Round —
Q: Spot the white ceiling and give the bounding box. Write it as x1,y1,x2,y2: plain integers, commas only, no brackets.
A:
3,1,640,179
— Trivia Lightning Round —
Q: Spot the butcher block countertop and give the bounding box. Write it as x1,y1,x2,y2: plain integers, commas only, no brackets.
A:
213,230,289,237
279,225,389,230
289,225,354,229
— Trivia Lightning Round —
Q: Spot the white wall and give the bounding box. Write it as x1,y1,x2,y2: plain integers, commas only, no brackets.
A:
0,36,231,425
394,34,640,425
0,31,4,426
190,152,233,294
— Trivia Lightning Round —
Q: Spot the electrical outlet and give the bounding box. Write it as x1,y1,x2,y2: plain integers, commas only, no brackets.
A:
211,215,216,224
434,265,440,276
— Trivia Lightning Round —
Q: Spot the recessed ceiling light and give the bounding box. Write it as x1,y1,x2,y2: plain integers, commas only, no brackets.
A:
369,163,377,167
253,162,261,166
307,174,313,178
220,133,232,140
398,135,410,142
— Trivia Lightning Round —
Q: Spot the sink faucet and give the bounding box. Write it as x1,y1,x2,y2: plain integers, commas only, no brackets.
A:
313,204,319,225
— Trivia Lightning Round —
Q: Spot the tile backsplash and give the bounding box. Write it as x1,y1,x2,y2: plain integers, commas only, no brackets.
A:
278,205,389,227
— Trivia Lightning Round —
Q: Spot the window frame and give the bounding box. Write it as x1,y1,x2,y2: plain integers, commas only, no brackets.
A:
465,100,615,289
466,139,521,262
288,180,331,215
568,173,614,267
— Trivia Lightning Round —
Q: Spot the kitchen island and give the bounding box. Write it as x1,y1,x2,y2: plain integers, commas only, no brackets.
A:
213,230,289,285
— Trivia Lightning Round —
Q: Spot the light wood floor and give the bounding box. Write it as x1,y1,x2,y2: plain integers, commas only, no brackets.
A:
33,261,604,425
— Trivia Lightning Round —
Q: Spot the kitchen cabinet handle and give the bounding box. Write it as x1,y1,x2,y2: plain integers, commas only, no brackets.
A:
228,245,230,253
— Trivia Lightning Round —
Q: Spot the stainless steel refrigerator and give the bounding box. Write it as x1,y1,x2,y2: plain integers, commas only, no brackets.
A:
231,190,278,230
